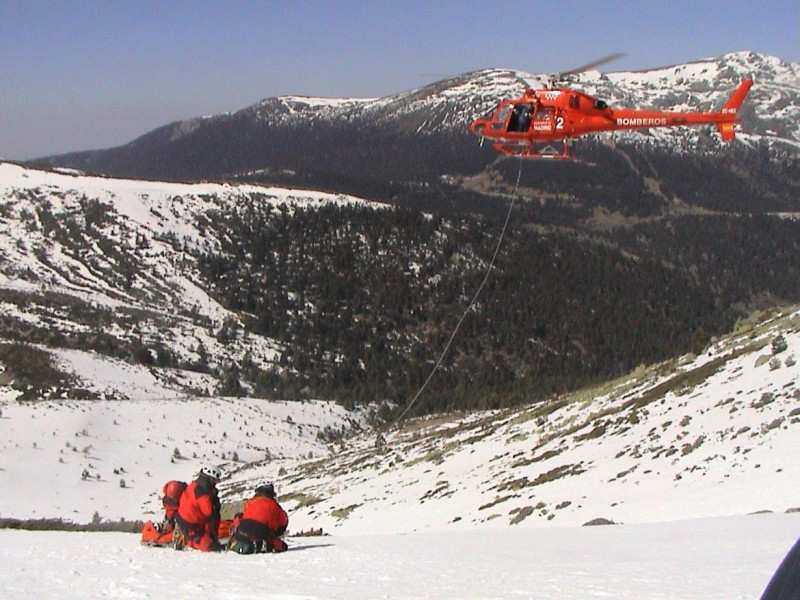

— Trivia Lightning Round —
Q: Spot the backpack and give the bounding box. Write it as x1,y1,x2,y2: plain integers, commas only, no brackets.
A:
227,532,257,555
162,480,187,507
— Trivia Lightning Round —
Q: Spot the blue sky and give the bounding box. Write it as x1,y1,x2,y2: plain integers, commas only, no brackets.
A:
1,0,797,160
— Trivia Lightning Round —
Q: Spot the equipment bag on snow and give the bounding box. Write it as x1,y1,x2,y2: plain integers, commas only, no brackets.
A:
226,531,288,554
227,532,257,555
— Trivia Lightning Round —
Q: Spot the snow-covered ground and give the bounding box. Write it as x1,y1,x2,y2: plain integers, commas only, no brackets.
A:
1,308,798,599
0,388,369,523
1,307,797,532
277,307,800,538
0,513,796,599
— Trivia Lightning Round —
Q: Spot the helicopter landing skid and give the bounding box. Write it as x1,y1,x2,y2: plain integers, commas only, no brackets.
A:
493,139,575,160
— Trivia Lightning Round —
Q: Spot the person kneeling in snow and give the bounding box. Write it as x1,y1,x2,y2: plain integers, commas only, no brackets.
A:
174,466,223,552
228,483,289,554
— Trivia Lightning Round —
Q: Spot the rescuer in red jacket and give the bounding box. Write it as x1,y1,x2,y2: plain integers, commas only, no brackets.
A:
231,482,289,553
174,466,222,552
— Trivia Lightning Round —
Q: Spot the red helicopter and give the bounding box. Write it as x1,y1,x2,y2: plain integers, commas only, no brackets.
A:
470,54,753,160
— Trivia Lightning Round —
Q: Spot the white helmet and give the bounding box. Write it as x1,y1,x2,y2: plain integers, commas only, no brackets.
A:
199,465,221,480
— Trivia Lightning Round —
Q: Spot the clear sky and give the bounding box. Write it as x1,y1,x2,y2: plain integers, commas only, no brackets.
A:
1,0,797,160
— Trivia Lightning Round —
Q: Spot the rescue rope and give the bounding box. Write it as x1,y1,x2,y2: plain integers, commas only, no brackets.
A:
388,159,524,428
281,161,524,508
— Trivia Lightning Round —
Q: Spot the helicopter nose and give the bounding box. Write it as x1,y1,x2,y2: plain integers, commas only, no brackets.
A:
470,119,487,136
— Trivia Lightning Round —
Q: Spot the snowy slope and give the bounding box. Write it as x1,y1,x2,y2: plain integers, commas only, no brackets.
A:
0,383,372,522
0,161,386,397
271,306,800,536
0,161,385,522
0,188,798,598
1,303,797,536
2,319,798,599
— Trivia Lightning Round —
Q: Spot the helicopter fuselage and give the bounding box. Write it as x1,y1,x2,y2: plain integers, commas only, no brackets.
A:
470,79,753,159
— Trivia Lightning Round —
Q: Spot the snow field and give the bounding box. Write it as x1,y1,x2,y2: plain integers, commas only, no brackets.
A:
0,513,796,599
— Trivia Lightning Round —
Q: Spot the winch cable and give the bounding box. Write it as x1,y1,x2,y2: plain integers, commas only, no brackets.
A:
388,159,524,429
281,160,524,509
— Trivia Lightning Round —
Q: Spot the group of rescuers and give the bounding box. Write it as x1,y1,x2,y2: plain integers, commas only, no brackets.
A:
161,466,289,553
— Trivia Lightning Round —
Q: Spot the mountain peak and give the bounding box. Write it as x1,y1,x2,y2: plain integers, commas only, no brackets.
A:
32,50,800,180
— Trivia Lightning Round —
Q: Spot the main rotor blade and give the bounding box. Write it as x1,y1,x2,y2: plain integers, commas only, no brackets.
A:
562,53,626,75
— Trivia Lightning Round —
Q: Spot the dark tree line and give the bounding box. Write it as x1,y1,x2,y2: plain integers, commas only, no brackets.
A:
195,201,756,414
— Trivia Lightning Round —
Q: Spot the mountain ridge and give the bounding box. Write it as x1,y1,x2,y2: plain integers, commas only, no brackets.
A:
29,52,799,184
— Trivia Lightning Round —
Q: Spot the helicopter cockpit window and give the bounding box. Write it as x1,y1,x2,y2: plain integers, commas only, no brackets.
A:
490,105,513,131
594,99,608,110
508,103,533,133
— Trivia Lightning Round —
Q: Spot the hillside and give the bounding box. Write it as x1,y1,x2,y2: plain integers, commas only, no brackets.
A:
4,21,800,596
273,305,800,535
0,391,372,523
3,161,800,412
1,304,797,536
0,52,798,539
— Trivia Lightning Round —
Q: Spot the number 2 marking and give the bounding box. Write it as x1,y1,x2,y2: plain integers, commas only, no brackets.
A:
555,116,565,130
